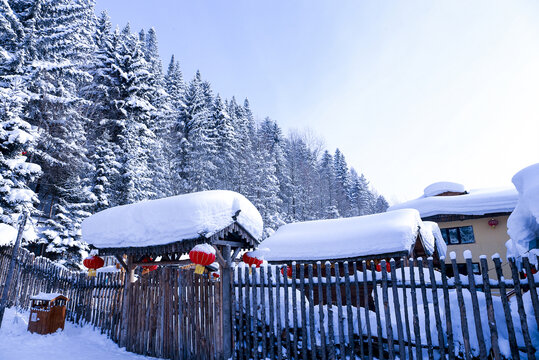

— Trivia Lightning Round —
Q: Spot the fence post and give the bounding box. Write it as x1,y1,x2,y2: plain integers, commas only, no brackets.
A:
0,210,28,327
222,245,233,360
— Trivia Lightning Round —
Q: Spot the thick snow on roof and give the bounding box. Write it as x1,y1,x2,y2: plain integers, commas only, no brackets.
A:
260,209,430,262
506,163,539,265
423,182,466,197
389,186,518,218
82,190,263,249
422,221,447,258
30,292,66,301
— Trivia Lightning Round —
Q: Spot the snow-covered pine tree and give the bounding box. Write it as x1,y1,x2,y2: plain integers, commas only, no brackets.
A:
20,0,96,268
88,130,120,212
213,94,238,190
163,55,186,195
0,84,41,228
251,118,285,233
284,133,318,221
317,150,339,218
333,148,351,216
229,97,256,195
114,25,158,204
373,194,389,213
179,71,217,192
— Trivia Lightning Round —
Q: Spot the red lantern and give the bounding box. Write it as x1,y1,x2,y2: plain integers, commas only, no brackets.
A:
243,252,263,268
281,266,293,278
141,256,158,275
488,219,499,228
376,262,391,273
83,255,104,277
189,244,216,274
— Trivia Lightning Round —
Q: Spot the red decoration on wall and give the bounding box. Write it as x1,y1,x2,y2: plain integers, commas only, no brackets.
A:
488,219,499,228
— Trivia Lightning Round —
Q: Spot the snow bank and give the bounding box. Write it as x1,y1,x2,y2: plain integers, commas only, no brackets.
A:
506,163,539,265
0,307,158,360
423,181,466,197
82,190,263,249
261,209,431,261
389,186,518,218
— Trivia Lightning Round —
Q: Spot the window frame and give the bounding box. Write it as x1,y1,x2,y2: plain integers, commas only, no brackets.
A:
440,225,476,245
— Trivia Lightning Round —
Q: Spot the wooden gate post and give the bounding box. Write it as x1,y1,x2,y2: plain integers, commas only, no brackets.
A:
221,245,233,360
120,255,135,348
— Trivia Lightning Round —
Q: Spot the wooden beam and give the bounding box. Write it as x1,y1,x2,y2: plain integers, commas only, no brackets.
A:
231,247,242,263
114,255,128,271
213,245,226,267
213,240,244,247
132,259,191,267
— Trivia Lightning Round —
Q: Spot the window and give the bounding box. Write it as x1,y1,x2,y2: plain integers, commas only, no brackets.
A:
440,225,475,245
444,262,481,277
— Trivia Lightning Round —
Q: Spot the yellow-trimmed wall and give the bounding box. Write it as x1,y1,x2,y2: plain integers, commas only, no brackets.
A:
438,215,512,279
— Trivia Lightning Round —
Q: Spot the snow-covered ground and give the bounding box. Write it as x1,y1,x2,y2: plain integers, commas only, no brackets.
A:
0,307,156,360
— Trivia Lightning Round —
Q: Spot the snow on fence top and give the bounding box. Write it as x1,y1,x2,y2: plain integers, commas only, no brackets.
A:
388,186,518,218
260,209,434,262
506,163,539,264
81,190,263,249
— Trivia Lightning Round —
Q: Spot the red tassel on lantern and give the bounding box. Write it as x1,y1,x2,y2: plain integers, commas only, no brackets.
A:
189,245,216,274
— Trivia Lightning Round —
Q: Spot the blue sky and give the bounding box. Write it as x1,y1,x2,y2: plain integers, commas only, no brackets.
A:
95,0,539,203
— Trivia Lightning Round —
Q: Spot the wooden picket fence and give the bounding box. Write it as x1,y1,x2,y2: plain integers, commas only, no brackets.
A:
1,246,538,359
0,247,125,341
232,255,539,360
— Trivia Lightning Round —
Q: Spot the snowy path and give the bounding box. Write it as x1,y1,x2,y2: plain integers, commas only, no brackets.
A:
0,308,156,360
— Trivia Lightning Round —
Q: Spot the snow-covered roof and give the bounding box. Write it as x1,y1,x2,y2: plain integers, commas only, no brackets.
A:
422,221,447,259
423,182,466,197
260,209,434,262
30,292,67,301
389,186,518,218
81,190,263,249
506,163,539,265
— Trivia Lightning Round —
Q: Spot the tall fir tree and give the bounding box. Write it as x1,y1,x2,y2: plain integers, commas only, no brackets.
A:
20,0,96,268
0,84,41,229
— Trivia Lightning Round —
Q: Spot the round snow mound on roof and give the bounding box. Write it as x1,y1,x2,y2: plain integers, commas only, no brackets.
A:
423,182,466,197
82,190,263,248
